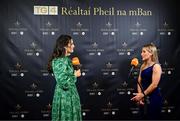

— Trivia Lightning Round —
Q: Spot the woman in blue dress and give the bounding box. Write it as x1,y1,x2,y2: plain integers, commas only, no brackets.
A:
131,43,163,119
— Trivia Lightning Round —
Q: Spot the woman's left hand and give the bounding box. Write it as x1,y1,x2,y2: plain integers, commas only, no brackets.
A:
74,69,81,77
131,93,144,102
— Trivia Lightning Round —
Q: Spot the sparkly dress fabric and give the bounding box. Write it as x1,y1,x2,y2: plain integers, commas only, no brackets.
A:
140,64,162,119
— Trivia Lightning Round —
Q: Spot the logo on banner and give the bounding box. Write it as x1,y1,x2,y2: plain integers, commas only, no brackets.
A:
161,99,175,114
101,61,119,76
81,104,91,117
8,20,27,36
40,21,59,35
130,21,146,36
101,101,119,116
86,81,104,96
101,21,118,36
161,60,175,75
71,21,89,36
24,41,43,56
9,104,29,119
9,62,28,77
41,104,52,118
116,42,134,56
158,21,174,36
86,42,104,56
25,82,44,98
34,6,58,15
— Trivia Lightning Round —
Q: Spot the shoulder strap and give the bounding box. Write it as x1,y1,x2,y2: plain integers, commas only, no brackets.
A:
152,63,156,67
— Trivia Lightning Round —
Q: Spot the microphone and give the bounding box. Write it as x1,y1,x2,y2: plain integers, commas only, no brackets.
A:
72,57,81,70
131,58,139,67
128,58,139,77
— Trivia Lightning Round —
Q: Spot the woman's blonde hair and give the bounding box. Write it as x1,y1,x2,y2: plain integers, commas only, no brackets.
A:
143,43,159,63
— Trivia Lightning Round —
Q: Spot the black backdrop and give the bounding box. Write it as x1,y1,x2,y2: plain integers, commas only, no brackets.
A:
0,0,180,120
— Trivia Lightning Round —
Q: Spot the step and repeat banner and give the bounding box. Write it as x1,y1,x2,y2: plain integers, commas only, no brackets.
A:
0,0,179,120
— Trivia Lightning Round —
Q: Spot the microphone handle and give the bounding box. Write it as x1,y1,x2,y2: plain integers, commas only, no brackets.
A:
128,66,134,77
73,65,81,70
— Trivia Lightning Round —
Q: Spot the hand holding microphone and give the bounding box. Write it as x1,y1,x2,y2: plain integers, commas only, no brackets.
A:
72,57,81,70
72,57,81,77
129,58,143,102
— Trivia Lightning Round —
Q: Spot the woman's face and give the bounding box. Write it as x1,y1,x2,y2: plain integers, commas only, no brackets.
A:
66,39,75,54
141,47,152,61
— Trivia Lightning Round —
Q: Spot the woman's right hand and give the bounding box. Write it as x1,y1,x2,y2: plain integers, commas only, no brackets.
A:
74,69,81,77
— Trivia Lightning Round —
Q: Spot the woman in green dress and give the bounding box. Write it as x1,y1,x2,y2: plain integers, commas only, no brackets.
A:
48,35,82,121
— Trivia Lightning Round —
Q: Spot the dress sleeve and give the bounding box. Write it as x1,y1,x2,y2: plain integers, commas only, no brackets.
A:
52,58,76,90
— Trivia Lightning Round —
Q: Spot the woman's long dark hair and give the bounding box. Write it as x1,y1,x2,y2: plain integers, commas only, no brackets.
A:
47,35,72,73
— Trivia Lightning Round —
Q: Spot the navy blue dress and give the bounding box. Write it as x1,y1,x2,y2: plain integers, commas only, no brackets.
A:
140,64,162,119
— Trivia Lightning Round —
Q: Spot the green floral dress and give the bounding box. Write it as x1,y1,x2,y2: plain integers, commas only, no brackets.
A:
51,56,82,121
